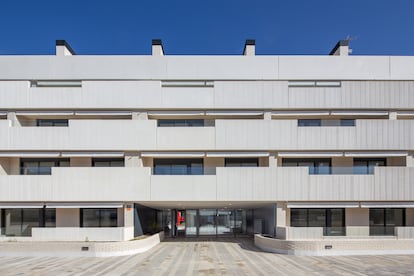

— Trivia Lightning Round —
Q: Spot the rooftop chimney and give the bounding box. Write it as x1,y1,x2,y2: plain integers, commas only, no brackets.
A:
56,40,75,56
152,39,164,56
243,39,255,56
329,40,350,56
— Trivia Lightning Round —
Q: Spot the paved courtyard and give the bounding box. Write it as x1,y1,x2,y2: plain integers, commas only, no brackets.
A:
0,238,414,275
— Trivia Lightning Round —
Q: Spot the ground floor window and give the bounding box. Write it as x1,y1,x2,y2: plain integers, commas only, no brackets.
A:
80,208,117,227
369,208,405,236
0,208,56,237
290,208,345,236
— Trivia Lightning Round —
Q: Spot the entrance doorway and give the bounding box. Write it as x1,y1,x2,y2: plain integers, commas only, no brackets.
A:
170,209,250,238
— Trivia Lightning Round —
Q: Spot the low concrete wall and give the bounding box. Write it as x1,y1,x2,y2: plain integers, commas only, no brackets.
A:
286,227,323,240
0,232,164,257
254,234,414,256
396,227,414,239
31,227,134,242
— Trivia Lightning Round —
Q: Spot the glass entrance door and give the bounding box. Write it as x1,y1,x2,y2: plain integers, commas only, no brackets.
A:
217,209,233,236
199,209,216,236
185,210,197,236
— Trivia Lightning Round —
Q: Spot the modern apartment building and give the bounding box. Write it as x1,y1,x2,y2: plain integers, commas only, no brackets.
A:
1,39,414,246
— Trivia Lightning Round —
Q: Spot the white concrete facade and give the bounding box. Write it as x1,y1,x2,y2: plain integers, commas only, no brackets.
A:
0,39,414,245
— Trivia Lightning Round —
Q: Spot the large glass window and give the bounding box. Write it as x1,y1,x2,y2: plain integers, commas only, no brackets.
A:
298,119,321,127
157,119,204,127
290,208,345,236
354,158,386,174
154,159,204,175
282,158,331,175
36,119,68,127
369,208,405,236
92,158,124,167
0,208,55,237
81,209,117,227
20,159,70,175
225,158,259,167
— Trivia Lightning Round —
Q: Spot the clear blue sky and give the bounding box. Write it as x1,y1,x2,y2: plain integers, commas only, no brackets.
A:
0,0,413,55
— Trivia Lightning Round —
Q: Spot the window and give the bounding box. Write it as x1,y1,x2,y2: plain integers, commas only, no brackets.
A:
290,208,345,236
161,80,214,87
36,119,68,127
20,159,70,175
369,208,405,236
225,158,259,167
92,158,124,167
298,119,355,127
0,208,55,237
288,81,341,87
298,119,321,127
153,159,204,175
157,119,205,127
80,209,117,227
353,158,386,174
31,80,82,87
282,158,331,175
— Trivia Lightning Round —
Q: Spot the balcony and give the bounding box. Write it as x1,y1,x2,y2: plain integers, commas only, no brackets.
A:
0,166,413,202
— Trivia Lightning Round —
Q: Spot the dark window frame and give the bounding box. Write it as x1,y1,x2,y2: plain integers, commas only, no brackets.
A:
153,158,204,175
157,119,205,127
0,208,56,237
80,208,118,228
353,158,386,174
36,119,69,127
20,158,70,175
290,208,345,236
224,158,259,167
369,208,405,236
282,158,332,175
92,158,125,167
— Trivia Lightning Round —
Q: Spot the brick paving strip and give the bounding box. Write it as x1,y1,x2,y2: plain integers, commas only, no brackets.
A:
0,238,414,275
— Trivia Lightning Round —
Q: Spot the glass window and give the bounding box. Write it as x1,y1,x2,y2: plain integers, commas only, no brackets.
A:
20,159,70,175
308,209,325,227
157,119,204,127
290,208,345,236
225,158,259,167
92,158,124,167
81,209,117,227
354,158,386,174
370,208,405,236
153,159,204,175
282,158,331,175
340,119,355,126
298,119,321,127
37,119,68,127
290,209,308,227
44,209,56,227
3,208,48,237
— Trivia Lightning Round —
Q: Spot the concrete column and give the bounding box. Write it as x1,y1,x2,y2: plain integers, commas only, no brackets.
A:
406,208,414,226
132,112,148,120
204,157,224,175
56,209,80,227
406,152,414,167
345,208,369,236
331,157,353,174
124,204,134,227
7,112,21,127
389,111,398,120
269,153,278,168
125,152,143,167
0,158,10,175
263,110,272,120
70,157,92,167
275,203,288,239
